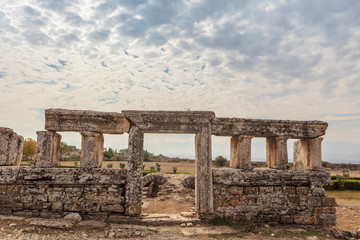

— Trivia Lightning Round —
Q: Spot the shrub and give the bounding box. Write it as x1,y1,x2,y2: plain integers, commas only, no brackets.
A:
74,161,79,167
150,166,155,173
107,164,113,169
342,168,350,178
119,163,125,169
214,156,228,167
331,179,360,190
209,216,230,226
172,167,177,174
156,163,161,172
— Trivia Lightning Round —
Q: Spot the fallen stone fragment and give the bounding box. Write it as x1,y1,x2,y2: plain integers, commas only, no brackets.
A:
64,213,82,223
180,212,196,218
28,218,74,229
77,220,106,229
0,215,26,221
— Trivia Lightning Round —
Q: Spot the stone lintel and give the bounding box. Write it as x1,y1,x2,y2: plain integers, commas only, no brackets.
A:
0,127,24,166
294,138,323,170
125,126,144,216
122,110,215,133
230,135,252,170
195,123,213,214
80,131,104,168
34,131,61,168
211,117,328,138
266,136,288,170
45,108,130,134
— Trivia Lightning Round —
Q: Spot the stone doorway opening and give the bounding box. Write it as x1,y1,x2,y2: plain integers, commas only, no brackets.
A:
140,134,197,217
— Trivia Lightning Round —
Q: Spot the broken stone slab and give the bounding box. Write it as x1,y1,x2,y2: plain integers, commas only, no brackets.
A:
0,127,24,166
77,220,106,228
211,117,328,138
45,108,130,134
0,215,26,221
34,131,61,168
27,218,74,229
122,110,215,133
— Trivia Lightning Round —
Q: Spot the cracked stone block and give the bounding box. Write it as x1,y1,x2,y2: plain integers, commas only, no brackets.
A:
34,131,61,168
0,127,24,166
80,131,104,168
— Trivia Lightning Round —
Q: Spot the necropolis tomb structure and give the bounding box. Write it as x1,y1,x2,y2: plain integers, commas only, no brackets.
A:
0,109,335,226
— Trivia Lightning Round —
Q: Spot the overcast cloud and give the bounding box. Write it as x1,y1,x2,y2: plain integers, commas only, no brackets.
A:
0,0,359,163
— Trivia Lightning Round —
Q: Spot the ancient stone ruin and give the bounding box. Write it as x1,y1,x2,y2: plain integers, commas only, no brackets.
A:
0,109,336,226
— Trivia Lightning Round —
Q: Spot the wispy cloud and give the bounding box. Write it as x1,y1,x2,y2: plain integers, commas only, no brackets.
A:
0,0,359,162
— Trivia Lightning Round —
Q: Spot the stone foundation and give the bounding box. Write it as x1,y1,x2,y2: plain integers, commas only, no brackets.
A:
0,167,126,220
213,169,336,226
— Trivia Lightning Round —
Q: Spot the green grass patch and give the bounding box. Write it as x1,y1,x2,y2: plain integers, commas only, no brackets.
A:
143,170,160,176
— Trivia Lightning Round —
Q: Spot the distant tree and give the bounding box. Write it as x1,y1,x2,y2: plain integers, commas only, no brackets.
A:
156,163,161,172
143,150,151,161
103,150,114,160
23,138,37,160
60,142,71,157
214,156,228,167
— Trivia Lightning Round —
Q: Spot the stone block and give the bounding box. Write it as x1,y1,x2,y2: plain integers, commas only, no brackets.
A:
322,197,336,206
313,207,336,214
0,127,24,166
125,126,144,216
195,124,214,214
293,138,323,170
280,215,294,224
122,110,215,133
230,135,252,170
45,108,130,134
266,137,288,169
80,131,104,168
34,131,61,168
211,117,328,138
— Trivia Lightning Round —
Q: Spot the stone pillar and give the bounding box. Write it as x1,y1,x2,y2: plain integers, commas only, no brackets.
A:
266,136,288,169
293,138,323,170
125,126,144,216
34,131,61,168
230,135,252,170
0,127,24,166
80,131,104,168
195,124,213,215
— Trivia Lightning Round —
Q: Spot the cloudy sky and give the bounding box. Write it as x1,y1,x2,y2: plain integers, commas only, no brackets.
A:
1,0,359,163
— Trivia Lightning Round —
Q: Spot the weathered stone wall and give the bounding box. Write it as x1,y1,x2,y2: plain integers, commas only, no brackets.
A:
213,169,336,226
0,167,127,220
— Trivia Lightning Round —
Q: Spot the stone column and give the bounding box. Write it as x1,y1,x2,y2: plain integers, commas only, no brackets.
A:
195,123,213,215
266,136,288,169
125,126,144,216
34,131,61,168
293,138,323,170
80,131,104,168
0,127,24,166
230,135,252,170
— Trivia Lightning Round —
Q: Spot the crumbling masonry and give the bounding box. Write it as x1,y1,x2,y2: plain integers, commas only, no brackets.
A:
0,109,335,226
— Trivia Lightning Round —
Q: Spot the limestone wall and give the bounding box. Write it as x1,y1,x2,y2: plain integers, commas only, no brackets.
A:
213,169,336,226
0,167,127,220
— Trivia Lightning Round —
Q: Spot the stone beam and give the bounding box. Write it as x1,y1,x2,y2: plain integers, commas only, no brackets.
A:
195,123,213,215
212,117,328,138
80,132,104,168
266,137,288,169
34,131,61,168
45,109,130,134
122,110,215,133
230,135,252,170
125,126,144,216
293,138,323,170
0,127,24,166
